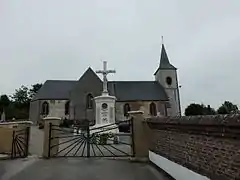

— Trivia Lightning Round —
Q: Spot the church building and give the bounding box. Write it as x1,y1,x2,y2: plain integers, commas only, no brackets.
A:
29,44,181,124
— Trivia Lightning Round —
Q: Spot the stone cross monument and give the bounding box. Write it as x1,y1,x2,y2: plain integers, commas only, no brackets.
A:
96,61,116,95
93,61,117,129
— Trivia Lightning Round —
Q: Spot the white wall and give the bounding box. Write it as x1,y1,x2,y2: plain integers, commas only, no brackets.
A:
149,151,210,180
155,69,181,116
155,70,178,89
165,88,180,116
41,100,69,119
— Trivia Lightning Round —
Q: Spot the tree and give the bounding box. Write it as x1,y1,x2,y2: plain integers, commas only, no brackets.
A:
11,85,30,107
0,83,42,120
185,103,204,116
185,103,216,116
205,105,216,115
29,83,42,100
0,95,11,109
217,101,238,114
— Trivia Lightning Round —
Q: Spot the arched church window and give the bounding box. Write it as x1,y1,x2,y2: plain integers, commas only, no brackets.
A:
41,101,49,115
86,94,93,109
166,76,172,85
65,101,70,115
123,103,131,117
150,102,157,116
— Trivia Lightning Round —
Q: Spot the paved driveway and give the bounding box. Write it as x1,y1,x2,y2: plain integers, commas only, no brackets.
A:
29,126,44,156
0,158,170,180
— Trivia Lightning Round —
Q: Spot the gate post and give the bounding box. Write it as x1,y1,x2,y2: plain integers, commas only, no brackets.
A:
129,111,151,159
42,117,60,158
11,130,16,159
25,127,30,157
86,124,90,158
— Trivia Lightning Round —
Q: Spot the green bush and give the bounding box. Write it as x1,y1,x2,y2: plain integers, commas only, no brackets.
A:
91,133,114,145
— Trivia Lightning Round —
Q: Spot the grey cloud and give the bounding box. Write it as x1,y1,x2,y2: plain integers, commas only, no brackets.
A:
0,0,240,111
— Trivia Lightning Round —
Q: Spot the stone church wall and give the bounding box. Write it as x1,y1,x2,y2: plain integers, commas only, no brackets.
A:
165,88,180,116
115,101,167,121
68,68,103,122
29,100,69,124
146,115,240,180
155,68,181,116
29,100,41,124
46,100,69,118
30,99,168,124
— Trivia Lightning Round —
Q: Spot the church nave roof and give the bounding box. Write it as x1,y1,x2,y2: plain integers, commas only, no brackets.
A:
32,80,168,102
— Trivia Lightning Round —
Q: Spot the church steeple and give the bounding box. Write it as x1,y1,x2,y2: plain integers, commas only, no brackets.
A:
154,40,181,116
154,43,176,75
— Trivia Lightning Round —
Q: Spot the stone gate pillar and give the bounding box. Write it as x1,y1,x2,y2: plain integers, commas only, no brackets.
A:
129,111,152,158
42,117,61,158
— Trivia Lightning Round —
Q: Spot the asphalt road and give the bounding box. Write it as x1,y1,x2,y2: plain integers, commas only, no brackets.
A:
0,158,171,180
1,126,170,180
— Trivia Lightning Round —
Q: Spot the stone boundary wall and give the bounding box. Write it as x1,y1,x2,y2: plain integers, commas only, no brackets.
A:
0,121,32,156
147,114,240,180
0,127,13,154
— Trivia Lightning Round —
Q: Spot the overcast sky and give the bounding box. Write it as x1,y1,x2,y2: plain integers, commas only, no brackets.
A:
0,0,240,111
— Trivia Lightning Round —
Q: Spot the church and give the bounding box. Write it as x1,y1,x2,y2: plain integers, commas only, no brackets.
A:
29,44,181,124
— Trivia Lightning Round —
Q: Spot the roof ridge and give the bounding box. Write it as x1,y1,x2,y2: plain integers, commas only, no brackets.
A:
78,67,102,82
108,81,156,83
46,80,77,82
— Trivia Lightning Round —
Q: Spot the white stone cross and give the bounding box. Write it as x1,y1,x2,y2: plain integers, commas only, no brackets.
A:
96,61,116,94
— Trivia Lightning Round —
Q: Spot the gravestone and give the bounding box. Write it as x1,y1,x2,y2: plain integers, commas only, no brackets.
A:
1,111,6,122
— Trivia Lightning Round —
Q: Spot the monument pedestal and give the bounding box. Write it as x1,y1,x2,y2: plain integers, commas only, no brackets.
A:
95,94,116,123
92,94,118,134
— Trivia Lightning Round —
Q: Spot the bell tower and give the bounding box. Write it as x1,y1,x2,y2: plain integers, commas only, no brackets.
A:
154,42,181,116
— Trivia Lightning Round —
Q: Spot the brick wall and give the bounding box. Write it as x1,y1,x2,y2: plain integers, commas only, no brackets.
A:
147,114,240,180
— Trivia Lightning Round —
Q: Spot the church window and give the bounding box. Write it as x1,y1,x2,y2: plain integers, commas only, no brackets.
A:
166,77,172,85
150,102,157,116
41,101,49,115
65,101,70,115
86,94,93,109
123,103,131,117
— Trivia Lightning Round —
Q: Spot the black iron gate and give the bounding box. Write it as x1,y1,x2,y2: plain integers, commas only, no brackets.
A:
48,119,134,158
11,127,30,159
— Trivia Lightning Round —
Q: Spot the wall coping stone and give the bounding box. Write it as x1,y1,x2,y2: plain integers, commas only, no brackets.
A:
128,111,144,115
146,114,240,126
0,121,33,125
146,114,240,139
43,117,61,121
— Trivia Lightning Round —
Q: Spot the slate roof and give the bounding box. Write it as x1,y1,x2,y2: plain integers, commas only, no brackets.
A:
154,44,177,75
32,80,168,102
108,81,168,101
32,80,77,101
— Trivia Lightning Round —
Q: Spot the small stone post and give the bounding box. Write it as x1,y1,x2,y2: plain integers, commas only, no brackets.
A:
42,117,61,158
129,111,151,159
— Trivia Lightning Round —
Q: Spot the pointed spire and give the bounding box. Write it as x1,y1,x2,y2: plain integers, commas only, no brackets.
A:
154,38,176,75
159,39,176,70
160,43,171,66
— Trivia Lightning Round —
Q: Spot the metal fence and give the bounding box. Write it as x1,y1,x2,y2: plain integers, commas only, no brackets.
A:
11,127,30,159
48,119,134,158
